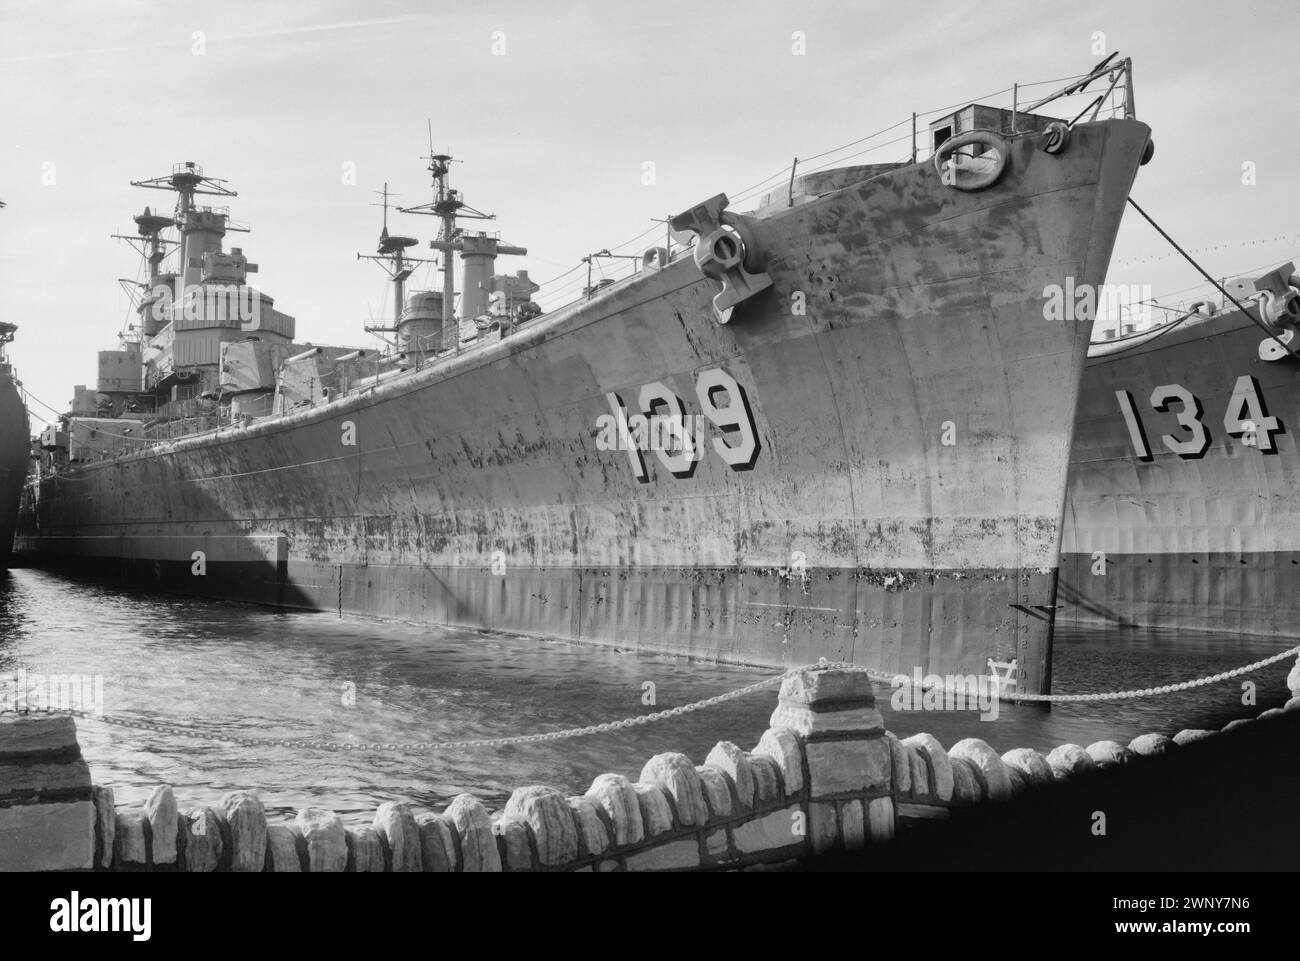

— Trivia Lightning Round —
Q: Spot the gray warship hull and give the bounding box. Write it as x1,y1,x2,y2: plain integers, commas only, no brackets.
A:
0,367,27,566
16,118,1153,695
1061,300,1300,635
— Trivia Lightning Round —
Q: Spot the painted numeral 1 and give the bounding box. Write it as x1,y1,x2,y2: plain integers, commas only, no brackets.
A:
1115,389,1154,462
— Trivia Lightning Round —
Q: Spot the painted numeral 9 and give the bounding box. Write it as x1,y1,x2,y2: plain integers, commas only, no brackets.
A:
695,368,761,470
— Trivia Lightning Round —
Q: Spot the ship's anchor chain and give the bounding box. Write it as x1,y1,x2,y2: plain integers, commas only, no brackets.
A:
6,649,1298,753
669,193,773,324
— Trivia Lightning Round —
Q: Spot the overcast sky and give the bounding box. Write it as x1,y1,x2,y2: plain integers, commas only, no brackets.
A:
2,0,1297,424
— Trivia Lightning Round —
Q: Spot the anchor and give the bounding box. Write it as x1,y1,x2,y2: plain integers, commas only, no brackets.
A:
1249,262,1299,361
1253,261,1300,326
669,193,773,324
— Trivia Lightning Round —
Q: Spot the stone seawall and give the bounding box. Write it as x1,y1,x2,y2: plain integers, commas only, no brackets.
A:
4,661,1299,872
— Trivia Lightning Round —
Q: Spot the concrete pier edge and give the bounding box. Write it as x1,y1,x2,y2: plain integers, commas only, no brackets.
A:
3,659,1299,872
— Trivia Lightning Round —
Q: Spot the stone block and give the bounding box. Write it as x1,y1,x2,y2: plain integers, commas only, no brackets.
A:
585,773,643,846
639,753,708,826
345,826,385,872
885,732,910,794
220,790,267,873
624,839,700,872
768,702,885,737
704,741,755,810
1007,767,1028,797
753,727,804,795
866,797,895,843
901,733,953,801
182,807,225,873
694,766,732,822
445,794,500,872
373,801,422,872
1000,748,1053,787
840,799,865,850
295,807,347,873
806,806,837,858
777,668,876,707
632,782,675,837
809,802,839,855
748,754,784,806
493,814,533,872
504,785,578,867
144,785,178,866
567,796,609,858
0,800,94,871
1046,743,1096,779
1086,740,1134,768
267,824,301,872
0,714,80,758
92,785,115,869
731,806,804,854
415,813,459,872
117,810,148,868
705,829,729,860
949,739,1012,800
0,757,93,802
805,737,890,798
905,744,930,798
1172,729,1214,746
949,756,983,804
1128,733,1174,756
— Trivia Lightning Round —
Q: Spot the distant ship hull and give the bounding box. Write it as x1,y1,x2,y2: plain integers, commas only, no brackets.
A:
0,366,28,567
1061,305,1300,634
16,119,1152,695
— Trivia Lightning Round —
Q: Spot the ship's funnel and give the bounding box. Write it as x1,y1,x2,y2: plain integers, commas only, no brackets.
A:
398,291,445,354
459,235,527,320
181,209,227,289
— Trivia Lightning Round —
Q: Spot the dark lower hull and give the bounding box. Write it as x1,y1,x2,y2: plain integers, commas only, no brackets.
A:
1059,549,1300,634
18,547,1057,678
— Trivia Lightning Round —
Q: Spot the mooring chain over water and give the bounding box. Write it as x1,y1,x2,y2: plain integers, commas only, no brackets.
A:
4,648,1297,752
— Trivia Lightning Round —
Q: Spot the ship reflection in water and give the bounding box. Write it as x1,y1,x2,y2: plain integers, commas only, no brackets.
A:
0,568,1292,824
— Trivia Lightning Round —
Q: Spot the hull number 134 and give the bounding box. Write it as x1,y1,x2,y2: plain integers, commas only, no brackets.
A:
1115,375,1283,460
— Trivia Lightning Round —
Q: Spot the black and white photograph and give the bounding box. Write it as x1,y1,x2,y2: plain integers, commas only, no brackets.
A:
0,0,1295,940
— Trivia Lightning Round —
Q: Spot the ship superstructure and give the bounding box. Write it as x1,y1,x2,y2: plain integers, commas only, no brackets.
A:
17,60,1155,695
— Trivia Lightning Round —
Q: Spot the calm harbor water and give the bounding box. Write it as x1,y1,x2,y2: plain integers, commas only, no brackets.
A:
1,567,1293,824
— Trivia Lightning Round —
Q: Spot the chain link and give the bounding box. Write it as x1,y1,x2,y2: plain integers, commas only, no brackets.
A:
4,648,1296,752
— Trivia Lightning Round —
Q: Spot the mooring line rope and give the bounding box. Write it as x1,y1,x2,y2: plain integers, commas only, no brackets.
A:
1126,197,1298,360
5,647,1297,752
